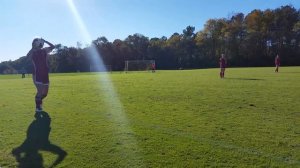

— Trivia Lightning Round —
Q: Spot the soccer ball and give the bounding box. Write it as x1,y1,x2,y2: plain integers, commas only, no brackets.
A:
32,38,44,48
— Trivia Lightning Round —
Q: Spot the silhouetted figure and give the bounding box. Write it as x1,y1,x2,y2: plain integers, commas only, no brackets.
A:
219,54,227,78
12,112,67,168
275,54,280,72
20,69,26,78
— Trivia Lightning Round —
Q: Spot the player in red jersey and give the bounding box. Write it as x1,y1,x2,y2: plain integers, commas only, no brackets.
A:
275,54,280,72
27,38,55,113
219,54,227,78
151,62,156,73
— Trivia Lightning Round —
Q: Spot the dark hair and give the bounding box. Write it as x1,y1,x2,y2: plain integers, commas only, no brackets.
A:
32,38,39,47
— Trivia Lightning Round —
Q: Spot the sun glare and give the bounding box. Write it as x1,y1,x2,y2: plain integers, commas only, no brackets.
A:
66,0,143,164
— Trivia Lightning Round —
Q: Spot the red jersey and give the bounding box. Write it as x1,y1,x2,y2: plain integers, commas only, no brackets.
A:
151,63,155,70
31,49,49,84
275,57,280,66
219,57,226,68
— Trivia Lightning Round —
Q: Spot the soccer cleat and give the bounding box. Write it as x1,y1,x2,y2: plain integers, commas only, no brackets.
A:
35,108,44,118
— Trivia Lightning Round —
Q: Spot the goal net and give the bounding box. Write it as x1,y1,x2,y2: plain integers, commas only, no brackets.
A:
124,60,155,71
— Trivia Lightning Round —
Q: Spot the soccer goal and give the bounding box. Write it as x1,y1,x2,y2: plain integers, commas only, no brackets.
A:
124,60,155,72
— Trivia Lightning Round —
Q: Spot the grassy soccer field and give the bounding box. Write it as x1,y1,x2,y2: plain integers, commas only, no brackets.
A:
0,67,299,167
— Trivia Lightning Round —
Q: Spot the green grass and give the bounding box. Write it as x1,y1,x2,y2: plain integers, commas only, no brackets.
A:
0,67,299,167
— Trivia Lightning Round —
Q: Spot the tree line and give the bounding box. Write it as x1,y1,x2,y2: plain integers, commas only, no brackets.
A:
1,5,300,74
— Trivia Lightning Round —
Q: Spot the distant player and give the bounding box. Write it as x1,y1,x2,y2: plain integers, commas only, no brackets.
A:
21,70,26,78
27,38,55,113
219,54,227,78
275,54,280,72
151,62,156,73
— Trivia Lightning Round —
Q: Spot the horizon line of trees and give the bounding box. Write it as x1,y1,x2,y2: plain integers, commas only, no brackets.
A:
1,5,300,74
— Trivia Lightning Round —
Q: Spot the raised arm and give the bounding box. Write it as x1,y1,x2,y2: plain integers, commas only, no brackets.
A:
42,39,55,53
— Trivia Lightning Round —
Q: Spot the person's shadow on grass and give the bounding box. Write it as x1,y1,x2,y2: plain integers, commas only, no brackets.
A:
12,111,67,168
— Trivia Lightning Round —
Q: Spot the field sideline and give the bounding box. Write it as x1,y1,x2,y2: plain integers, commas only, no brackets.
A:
0,67,299,167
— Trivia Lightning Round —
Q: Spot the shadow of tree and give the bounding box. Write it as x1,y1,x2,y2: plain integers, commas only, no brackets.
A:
12,111,67,168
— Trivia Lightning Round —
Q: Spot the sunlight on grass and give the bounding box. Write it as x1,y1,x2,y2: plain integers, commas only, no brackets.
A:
1,66,299,167
65,0,143,165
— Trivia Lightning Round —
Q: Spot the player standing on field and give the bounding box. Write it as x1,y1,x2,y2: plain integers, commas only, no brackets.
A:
275,54,280,72
151,62,156,73
219,54,227,78
27,38,55,113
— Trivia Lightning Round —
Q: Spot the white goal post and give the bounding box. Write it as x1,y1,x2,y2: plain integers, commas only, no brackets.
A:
124,60,155,72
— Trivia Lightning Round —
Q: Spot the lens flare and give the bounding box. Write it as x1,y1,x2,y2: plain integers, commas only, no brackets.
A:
66,0,143,164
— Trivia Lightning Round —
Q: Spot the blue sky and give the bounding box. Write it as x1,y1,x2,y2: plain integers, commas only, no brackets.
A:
1,0,299,62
